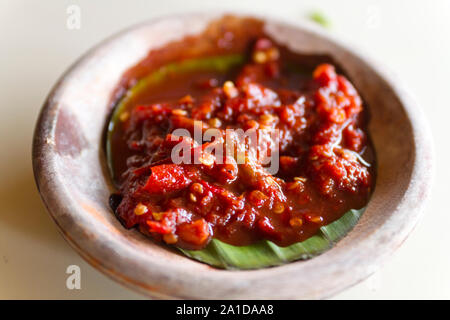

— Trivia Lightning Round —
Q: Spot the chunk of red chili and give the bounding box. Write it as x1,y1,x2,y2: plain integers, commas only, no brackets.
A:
142,164,193,194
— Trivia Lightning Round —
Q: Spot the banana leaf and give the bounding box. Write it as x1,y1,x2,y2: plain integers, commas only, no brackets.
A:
106,54,366,270
180,208,364,269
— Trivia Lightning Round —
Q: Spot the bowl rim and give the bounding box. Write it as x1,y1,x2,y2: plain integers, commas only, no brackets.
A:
32,11,434,299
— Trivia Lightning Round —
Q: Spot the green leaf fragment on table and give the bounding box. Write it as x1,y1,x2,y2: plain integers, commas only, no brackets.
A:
181,208,365,270
308,11,332,28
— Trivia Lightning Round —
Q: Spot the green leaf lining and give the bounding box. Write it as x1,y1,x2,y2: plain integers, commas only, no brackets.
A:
180,208,364,269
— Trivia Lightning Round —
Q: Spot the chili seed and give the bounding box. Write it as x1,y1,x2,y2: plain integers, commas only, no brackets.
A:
199,152,215,166
306,215,324,224
172,109,187,116
250,190,268,200
191,183,204,195
273,203,285,214
134,203,148,216
259,114,276,125
208,117,222,128
189,193,197,203
223,81,239,98
119,111,130,122
253,51,268,64
289,217,303,228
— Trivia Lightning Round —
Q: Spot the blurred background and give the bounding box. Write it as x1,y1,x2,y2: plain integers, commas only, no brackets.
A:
0,0,448,299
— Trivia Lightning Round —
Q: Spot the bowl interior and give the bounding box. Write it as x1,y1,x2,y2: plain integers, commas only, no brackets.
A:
33,14,432,299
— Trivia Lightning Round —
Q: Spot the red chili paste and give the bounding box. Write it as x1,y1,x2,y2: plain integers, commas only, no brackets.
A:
108,34,375,250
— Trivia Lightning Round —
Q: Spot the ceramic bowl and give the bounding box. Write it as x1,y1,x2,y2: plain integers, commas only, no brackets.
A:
32,13,433,299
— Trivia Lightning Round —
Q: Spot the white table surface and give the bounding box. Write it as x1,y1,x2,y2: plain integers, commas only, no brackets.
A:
0,0,448,299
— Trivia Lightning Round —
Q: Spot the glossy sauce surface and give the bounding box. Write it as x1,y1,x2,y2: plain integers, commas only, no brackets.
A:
108,34,375,250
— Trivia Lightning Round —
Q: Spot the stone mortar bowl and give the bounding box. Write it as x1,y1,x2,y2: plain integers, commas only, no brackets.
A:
32,13,434,299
